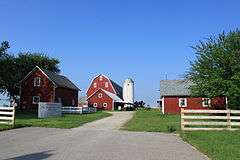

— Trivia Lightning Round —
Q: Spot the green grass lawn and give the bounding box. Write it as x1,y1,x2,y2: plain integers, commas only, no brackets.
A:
0,111,111,131
123,109,240,160
122,109,180,132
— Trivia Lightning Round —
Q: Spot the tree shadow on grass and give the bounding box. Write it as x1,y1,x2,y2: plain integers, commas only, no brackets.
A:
3,150,54,160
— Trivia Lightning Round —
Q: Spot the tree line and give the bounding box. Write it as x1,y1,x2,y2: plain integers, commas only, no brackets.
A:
0,41,60,100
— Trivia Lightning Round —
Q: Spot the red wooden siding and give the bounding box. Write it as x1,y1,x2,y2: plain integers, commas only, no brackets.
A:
20,69,55,110
88,89,113,111
163,96,226,114
55,87,78,107
87,75,115,97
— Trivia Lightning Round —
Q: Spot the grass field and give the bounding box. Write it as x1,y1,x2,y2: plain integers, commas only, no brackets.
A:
123,109,240,160
122,109,180,132
0,111,111,131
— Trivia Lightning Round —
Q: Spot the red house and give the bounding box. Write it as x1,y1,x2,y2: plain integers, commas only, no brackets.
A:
20,66,80,110
87,74,124,111
160,80,226,114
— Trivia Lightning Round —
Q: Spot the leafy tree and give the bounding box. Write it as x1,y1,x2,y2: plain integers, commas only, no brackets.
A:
0,41,60,99
0,41,10,58
186,29,240,109
134,101,146,108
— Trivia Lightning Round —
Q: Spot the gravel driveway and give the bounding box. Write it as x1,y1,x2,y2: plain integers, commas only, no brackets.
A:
0,112,208,160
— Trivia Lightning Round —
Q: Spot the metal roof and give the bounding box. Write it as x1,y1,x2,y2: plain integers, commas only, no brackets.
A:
102,89,124,102
160,80,193,97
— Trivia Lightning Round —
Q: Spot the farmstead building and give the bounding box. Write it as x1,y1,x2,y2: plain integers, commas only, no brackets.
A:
160,80,226,114
20,66,80,110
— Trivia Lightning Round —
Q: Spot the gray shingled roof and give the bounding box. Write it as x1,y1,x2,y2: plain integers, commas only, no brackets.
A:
160,80,193,97
43,70,80,91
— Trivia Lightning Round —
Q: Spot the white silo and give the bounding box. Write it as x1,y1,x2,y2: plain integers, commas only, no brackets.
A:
123,78,134,107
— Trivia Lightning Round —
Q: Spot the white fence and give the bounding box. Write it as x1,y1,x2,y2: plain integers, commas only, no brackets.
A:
0,107,15,125
62,106,83,114
181,108,240,131
62,106,97,114
38,102,62,118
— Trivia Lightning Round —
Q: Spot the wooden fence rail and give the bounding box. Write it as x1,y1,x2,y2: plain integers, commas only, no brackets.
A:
62,106,83,114
181,108,240,131
0,107,15,125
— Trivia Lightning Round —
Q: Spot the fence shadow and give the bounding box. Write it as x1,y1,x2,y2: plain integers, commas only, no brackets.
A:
3,150,54,160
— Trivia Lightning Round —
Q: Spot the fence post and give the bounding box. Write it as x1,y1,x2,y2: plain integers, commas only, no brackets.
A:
181,108,185,130
227,109,231,130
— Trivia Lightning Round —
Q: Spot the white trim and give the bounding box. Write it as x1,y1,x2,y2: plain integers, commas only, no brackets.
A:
86,74,117,95
19,66,56,87
162,97,165,114
179,98,187,107
93,103,98,107
202,98,211,107
105,82,109,88
87,88,102,100
98,93,103,98
93,82,97,88
32,96,40,104
103,103,107,108
34,77,41,87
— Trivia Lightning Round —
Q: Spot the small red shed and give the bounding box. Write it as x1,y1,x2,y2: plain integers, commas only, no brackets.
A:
20,66,80,110
160,80,226,114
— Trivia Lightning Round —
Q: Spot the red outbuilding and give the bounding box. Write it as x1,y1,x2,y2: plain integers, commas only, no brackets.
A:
160,80,226,114
20,66,80,110
87,74,124,111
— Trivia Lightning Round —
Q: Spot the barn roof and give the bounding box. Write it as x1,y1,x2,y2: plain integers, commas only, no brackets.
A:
160,80,193,97
110,79,123,98
102,89,124,102
43,69,80,91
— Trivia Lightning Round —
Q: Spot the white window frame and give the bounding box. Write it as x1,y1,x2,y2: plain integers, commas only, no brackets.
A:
103,103,107,108
34,77,41,87
202,98,211,107
99,76,103,81
98,93,103,98
93,103,98,107
93,82,97,88
179,98,187,107
32,96,40,104
105,82,109,88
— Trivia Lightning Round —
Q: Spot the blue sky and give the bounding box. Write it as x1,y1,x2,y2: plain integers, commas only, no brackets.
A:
0,0,240,106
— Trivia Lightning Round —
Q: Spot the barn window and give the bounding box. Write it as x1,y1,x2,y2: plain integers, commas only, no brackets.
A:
33,96,40,104
58,97,62,103
103,103,107,108
98,93,103,98
179,98,187,107
93,82,97,88
99,76,103,81
72,99,75,106
105,82,109,88
202,98,211,107
34,77,41,87
93,103,98,107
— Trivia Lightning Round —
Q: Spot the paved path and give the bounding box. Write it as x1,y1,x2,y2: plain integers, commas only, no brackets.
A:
0,112,208,160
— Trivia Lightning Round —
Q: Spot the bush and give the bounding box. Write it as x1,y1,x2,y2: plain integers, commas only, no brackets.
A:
167,125,177,133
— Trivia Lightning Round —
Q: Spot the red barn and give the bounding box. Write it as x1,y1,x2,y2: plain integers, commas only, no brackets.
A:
160,80,226,114
20,66,80,110
87,74,124,111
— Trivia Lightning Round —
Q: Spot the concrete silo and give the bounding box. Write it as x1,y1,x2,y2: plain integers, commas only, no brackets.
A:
123,78,134,108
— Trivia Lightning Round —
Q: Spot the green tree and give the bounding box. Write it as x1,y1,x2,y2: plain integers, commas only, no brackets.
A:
0,41,60,99
186,29,240,109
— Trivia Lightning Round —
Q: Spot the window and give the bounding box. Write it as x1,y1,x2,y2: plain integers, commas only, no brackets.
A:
98,93,103,98
32,96,40,104
202,98,211,107
93,103,98,107
105,82,109,88
103,103,107,108
99,76,103,81
34,77,41,86
58,97,62,103
72,99,75,106
93,82,97,88
179,98,187,107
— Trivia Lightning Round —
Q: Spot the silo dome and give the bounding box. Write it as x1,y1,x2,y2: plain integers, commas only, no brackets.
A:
123,78,134,107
